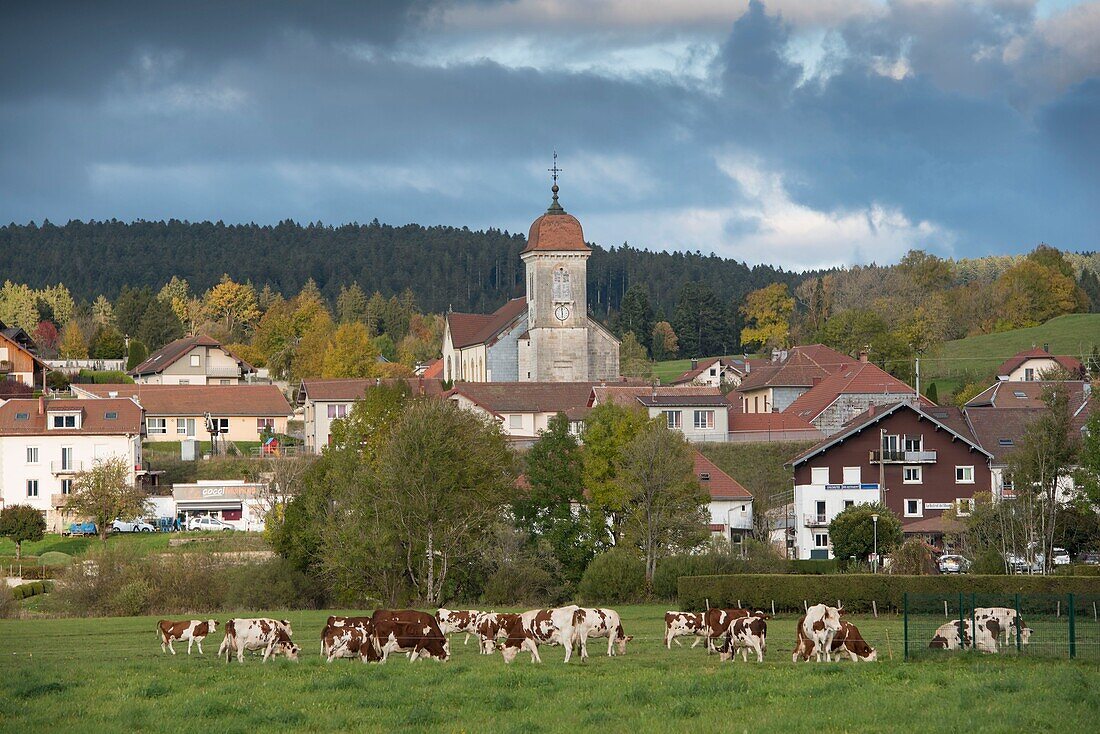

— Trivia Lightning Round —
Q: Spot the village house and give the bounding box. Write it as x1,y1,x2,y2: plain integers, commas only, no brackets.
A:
996,346,1084,381
726,411,823,443
788,402,992,559
71,384,292,444
444,381,597,445
0,321,49,391
589,385,731,443
695,451,754,549
128,334,256,385
172,480,272,531
735,344,852,414
668,357,759,389
296,377,446,452
0,396,144,532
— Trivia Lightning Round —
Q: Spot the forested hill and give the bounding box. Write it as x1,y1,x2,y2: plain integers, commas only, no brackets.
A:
0,219,804,316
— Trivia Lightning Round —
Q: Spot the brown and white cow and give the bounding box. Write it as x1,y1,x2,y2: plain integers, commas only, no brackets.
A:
157,619,217,655
218,618,300,663
929,618,1000,653
371,609,450,663
801,604,844,661
320,616,374,657
325,621,381,663
664,611,708,650
717,615,767,662
571,607,633,658
793,618,876,662
436,609,482,645
703,608,756,653
974,607,1032,647
473,612,521,655
498,605,580,664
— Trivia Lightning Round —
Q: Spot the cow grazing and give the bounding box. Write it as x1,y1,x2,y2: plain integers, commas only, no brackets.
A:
793,618,876,662
664,612,708,650
371,609,449,663
717,615,768,663
703,608,756,653
571,607,633,658
473,612,521,655
320,616,374,657
974,607,1032,647
218,618,300,663
157,619,217,655
929,619,1000,653
325,622,381,663
436,609,482,645
498,605,580,664
801,604,844,661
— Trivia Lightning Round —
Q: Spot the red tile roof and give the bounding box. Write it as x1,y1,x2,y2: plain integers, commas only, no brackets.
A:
446,381,598,415
422,359,444,379
736,344,853,391
447,297,528,349
129,334,254,377
73,384,292,417
299,377,446,402
0,397,142,435
966,380,1088,409
590,384,723,408
996,347,1084,378
728,412,820,433
668,357,751,385
523,211,591,253
694,452,753,500
784,361,932,422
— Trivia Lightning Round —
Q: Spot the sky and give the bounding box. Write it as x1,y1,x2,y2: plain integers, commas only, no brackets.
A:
1,0,1097,270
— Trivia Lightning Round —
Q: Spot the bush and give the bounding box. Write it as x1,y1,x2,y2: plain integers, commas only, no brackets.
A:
677,573,1100,613
0,584,14,617
483,560,568,606
970,546,1008,575
37,551,73,567
577,550,646,604
890,538,937,575
1056,564,1100,577
74,369,134,384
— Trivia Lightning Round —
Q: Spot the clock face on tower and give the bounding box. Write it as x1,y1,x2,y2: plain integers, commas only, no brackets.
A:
554,304,571,322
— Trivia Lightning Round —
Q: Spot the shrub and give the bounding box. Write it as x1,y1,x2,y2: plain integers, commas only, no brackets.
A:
74,369,134,384
37,551,73,567
577,550,645,604
970,546,1007,575
890,538,937,575
1056,564,1100,577
0,584,14,618
483,561,568,606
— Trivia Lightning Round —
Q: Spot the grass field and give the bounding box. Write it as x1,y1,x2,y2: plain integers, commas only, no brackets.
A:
2,607,1097,732
653,358,693,384
0,532,269,568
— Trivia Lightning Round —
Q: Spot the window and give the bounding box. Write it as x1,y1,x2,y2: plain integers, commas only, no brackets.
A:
842,466,861,484
26,446,38,464
177,418,196,436
903,435,922,452
52,414,77,428
843,500,855,509
257,418,274,432
211,417,229,433
508,414,523,429
569,421,584,436
903,466,922,484
190,354,201,367
998,438,1014,447
811,467,830,485
956,498,976,517
147,418,167,435
905,499,923,517
105,411,118,420
699,472,711,481
178,380,190,385
693,410,714,430
219,379,232,386
664,410,682,429
709,368,717,377
61,446,73,471
814,533,829,548
956,466,975,484
26,480,38,498
61,479,72,495
15,412,28,421
327,404,349,419
1024,368,1035,381
882,434,900,453
815,500,826,523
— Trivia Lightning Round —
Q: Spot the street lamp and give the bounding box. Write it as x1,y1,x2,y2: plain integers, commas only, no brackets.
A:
872,513,879,574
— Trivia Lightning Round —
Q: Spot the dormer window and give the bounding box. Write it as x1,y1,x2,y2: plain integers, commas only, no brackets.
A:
699,472,711,481
51,414,78,429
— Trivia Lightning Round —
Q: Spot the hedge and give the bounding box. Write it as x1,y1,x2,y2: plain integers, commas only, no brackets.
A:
1055,564,1100,577
677,574,1100,614
11,581,51,600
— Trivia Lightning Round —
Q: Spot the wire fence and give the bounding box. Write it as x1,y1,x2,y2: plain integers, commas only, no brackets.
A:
904,593,1100,661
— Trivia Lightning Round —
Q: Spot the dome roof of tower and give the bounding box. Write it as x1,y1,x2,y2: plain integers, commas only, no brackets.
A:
522,185,591,254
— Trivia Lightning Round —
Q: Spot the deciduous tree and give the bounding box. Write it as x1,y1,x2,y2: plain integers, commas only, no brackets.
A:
203,275,261,336
321,322,380,378
828,503,902,567
740,283,794,350
65,457,149,543
0,504,46,560
619,332,652,379
582,403,650,543
651,321,678,361
59,320,88,358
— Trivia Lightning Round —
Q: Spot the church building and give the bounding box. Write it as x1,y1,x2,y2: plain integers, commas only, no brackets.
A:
442,182,620,382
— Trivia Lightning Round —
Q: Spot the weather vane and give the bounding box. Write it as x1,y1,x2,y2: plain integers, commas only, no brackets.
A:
548,151,562,185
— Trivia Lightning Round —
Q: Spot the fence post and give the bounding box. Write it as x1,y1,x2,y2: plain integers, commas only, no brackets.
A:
970,593,976,653
958,593,966,649
903,592,909,662
1068,594,1076,660
1015,593,1022,653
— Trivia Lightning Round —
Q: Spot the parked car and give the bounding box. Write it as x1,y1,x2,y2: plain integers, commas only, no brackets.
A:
1052,547,1071,566
937,554,971,574
1006,553,1043,574
1078,551,1100,565
186,516,234,532
111,518,154,533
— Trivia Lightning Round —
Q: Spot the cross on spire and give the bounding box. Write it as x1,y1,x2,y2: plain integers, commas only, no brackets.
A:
547,151,564,213
548,151,562,184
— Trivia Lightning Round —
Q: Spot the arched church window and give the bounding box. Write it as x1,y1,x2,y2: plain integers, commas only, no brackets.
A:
552,267,572,302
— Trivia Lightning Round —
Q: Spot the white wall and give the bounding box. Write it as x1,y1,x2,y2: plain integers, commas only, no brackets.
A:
792,481,881,560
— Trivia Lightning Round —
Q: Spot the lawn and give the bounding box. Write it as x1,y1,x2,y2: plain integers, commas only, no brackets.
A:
0,532,269,568
1,607,1096,732
653,358,693,384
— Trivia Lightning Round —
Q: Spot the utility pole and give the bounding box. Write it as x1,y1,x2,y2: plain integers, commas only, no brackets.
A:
915,355,920,400
878,427,886,507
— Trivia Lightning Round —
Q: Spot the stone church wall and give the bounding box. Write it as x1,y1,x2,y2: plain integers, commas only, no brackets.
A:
486,314,526,382
587,322,620,380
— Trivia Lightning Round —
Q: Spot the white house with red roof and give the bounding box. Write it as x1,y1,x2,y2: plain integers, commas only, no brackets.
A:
669,357,755,388
589,385,731,442
995,346,1084,381
442,182,619,383
128,334,256,385
694,452,754,546
735,344,853,414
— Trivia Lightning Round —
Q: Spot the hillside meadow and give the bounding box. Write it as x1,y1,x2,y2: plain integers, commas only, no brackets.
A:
2,606,1097,732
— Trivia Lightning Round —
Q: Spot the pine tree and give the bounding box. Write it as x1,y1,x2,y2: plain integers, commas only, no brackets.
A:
336,282,368,323
619,284,654,351
59,320,88,358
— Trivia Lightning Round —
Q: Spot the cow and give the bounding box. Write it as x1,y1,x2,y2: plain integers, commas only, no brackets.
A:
498,605,580,664
717,615,767,663
436,609,482,645
370,609,449,663
473,612,521,655
703,608,757,653
325,622,381,663
664,612,708,650
974,607,1032,647
218,618,300,663
929,618,1000,653
793,618,876,662
571,607,633,658
320,616,374,658
157,619,217,655
801,604,844,661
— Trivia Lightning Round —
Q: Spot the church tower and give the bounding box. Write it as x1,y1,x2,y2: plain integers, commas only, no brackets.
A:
518,174,594,382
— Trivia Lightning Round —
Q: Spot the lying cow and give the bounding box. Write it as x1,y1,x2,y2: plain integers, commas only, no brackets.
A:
801,604,844,661
498,605,580,664
572,607,633,658
218,618,300,663
717,615,767,663
437,608,482,645
974,607,1032,647
320,615,374,658
325,622,381,663
157,619,217,655
664,612,707,650
474,612,521,655
929,618,999,653
793,618,876,662
703,608,757,653
371,609,449,663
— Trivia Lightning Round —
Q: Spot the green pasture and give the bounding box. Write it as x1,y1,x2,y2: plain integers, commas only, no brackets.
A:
1,606,1097,732
0,532,269,568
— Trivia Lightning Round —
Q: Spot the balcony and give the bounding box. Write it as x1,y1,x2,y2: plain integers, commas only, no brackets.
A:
869,449,937,464
803,514,830,528
51,460,83,474
0,359,11,373
206,367,242,379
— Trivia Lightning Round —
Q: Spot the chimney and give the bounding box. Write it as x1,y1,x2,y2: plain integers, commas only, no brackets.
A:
690,359,698,370
859,350,869,363
868,404,876,417
812,376,822,387
1043,343,1050,353
38,395,45,415
417,375,424,396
